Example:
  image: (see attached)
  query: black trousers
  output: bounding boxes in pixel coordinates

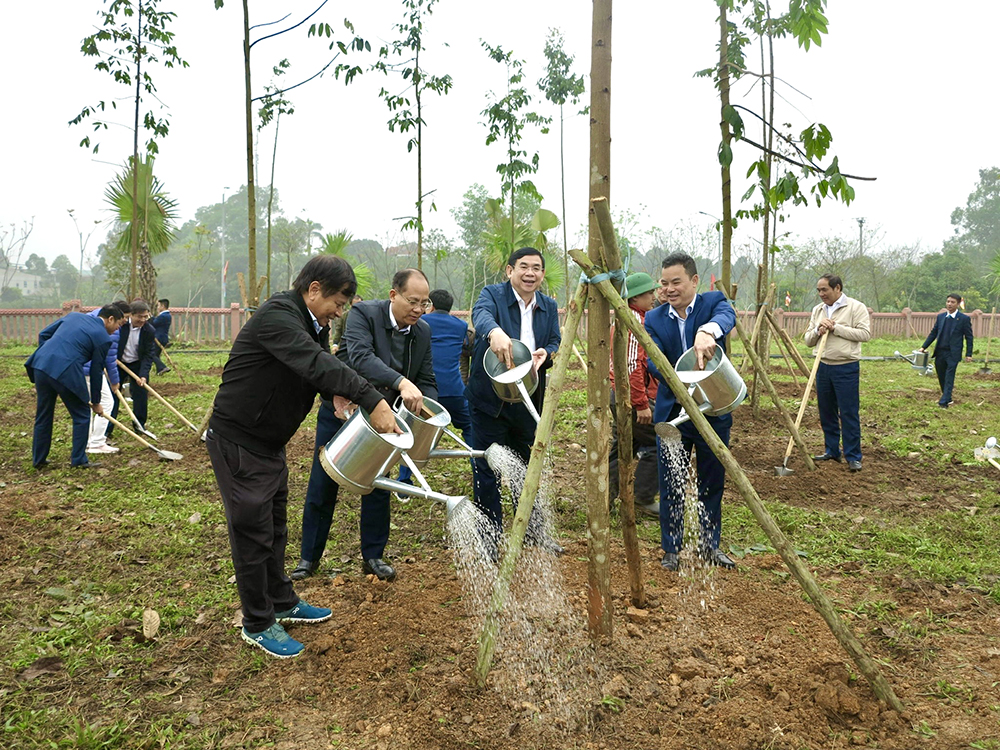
[206,429,298,632]
[608,403,659,506]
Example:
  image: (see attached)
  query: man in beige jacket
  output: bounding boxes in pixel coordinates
[804,274,871,472]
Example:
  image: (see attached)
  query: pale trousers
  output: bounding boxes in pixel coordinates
[87,375,114,449]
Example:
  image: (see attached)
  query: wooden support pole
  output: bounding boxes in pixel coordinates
[571,249,904,713]
[765,308,810,378]
[714,283,816,472]
[474,282,589,687]
[593,198,644,608]
[116,359,199,433]
[740,303,768,376]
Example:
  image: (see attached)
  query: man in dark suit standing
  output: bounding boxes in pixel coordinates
[151,298,172,375]
[25,306,124,469]
[207,255,394,659]
[108,300,157,437]
[919,293,974,408]
[645,252,737,572]
[292,268,437,583]
[466,247,562,552]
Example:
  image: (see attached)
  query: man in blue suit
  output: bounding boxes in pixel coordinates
[919,293,974,408]
[151,298,172,375]
[466,247,562,553]
[645,252,737,571]
[25,306,124,469]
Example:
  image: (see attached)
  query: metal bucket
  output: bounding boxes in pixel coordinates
[396,396,452,469]
[319,408,414,494]
[674,346,747,417]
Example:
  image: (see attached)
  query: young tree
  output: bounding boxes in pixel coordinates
[481,42,550,248]
[538,27,586,306]
[0,220,35,298]
[374,0,453,270]
[71,0,187,300]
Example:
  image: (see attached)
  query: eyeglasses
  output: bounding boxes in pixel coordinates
[404,297,432,311]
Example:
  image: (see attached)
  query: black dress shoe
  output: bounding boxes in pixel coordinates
[290,559,319,581]
[812,453,842,462]
[527,536,565,555]
[33,460,50,470]
[848,460,862,472]
[702,548,737,569]
[73,461,101,469]
[362,558,397,581]
[661,553,679,571]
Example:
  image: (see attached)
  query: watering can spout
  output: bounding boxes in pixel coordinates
[484,443,506,473]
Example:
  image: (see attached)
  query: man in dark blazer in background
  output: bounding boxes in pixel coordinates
[151,298,172,375]
[919,293,974,408]
[645,252,737,572]
[25,306,124,468]
[292,268,437,583]
[108,300,157,437]
[466,247,561,554]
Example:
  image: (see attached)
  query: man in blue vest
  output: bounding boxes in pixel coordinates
[25,306,125,469]
[466,247,562,554]
[919,293,974,408]
[645,252,737,572]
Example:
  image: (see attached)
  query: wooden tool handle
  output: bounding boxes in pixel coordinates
[105,413,154,450]
[782,332,828,461]
[117,359,199,432]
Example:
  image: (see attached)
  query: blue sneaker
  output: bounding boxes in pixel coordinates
[240,623,303,659]
[274,600,332,624]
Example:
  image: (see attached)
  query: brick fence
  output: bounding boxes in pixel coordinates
[0,301,995,346]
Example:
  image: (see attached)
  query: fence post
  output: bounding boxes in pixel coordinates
[230,303,241,345]
[971,309,983,338]
[902,308,913,338]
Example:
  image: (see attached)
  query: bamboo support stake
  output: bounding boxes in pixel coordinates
[117,360,200,433]
[572,343,588,372]
[155,339,186,384]
[740,303,768,376]
[594,198,644,608]
[762,311,800,388]
[714,283,816,472]
[474,282,589,687]
[765,309,810,378]
[571,249,904,712]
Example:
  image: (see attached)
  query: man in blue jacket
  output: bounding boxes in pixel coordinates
[919,293,974,408]
[466,247,561,553]
[25,306,124,469]
[293,268,437,584]
[645,252,737,571]
[151,298,172,375]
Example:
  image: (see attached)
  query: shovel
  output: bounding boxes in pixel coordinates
[775,332,827,476]
[104,414,183,461]
[117,360,200,433]
[980,307,995,375]
[109,376,158,441]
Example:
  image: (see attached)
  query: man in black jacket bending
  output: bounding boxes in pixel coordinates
[292,268,437,583]
[207,255,395,659]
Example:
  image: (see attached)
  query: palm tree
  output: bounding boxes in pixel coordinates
[317,230,375,300]
[482,199,565,297]
[104,156,178,303]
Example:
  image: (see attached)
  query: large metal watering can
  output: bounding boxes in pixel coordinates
[319,407,468,515]
[655,346,747,441]
[894,349,933,376]
[396,396,488,466]
[483,339,541,423]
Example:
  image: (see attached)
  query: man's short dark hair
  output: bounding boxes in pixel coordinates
[392,268,428,291]
[819,273,843,292]
[98,304,124,321]
[661,252,698,279]
[130,300,150,315]
[947,293,962,303]
[113,300,130,316]
[158,298,170,308]
[429,289,454,312]
[292,255,357,298]
[507,247,544,269]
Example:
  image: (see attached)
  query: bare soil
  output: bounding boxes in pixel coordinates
[3,367,1000,750]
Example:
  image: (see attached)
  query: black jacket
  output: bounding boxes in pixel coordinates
[210,291,384,454]
[922,310,974,363]
[338,300,437,405]
[116,320,157,379]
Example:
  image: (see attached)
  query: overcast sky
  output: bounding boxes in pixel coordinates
[3,1,998,274]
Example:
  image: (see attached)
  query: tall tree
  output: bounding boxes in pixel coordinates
[950,167,1000,270]
[374,0,453,270]
[538,28,586,306]
[72,0,187,300]
[481,42,550,248]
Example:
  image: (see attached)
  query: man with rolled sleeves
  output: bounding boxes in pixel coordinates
[207,255,395,659]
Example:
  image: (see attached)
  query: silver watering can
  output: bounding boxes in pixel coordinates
[894,349,933,376]
[483,339,541,423]
[319,407,469,515]
[655,346,747,441]
[396,395,489,465]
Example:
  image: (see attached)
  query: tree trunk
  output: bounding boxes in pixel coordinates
[416,47,423,271]
[266,110,280,300]
[560,103,570,307]
[586,0,613,638]
[719,3,733,295]
[130,0,144,301]
[242,0,258,307]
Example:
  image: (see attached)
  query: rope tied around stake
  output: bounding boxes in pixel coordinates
[579,268,626,287]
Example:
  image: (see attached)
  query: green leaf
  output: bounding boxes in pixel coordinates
[530,208,560,233]
[718,141,733,168]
